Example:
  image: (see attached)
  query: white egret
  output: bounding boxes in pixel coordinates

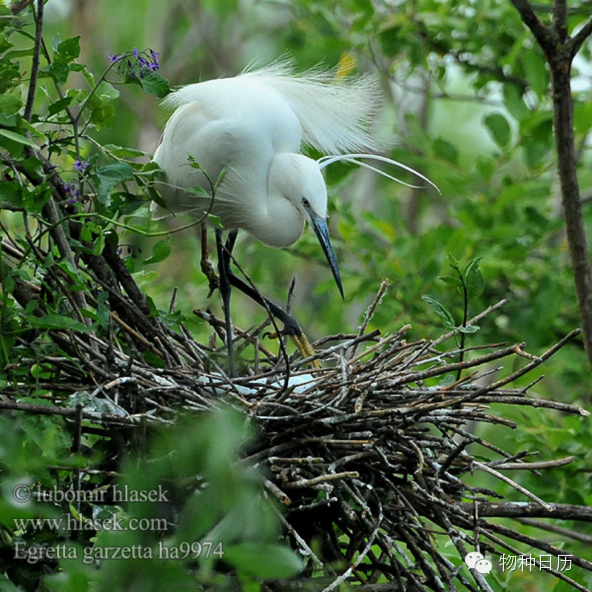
[153,61,436,372]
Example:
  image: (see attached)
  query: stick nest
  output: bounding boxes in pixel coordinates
[2,228,592,591]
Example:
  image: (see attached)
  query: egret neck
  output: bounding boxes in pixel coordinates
[263,153,343,297]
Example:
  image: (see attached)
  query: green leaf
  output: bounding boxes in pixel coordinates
[432,137,458,165]
[573,100,592,135]
[523,140,549,170]
[421,295,455,328]
[521,49,548,98]
[51,33,63,53]
[90,104,116,128]
[0,181,22,207]
[439,275,463,290]
[0,128,36,147]
[483,113,512,148]
[0,572,22,591]
[42,60,71,85]
[96,291,110,324]
[22,182,52,215]
[94,161,135,205]
[142,351,167,369]
[503,84,530,121]
[144,240,171,265]
[378,24,404,57]
[48,96,73,116]
[475,155,496,181]
[0,94,22,117]
[465,258,484,299]
[223,543,302,579]
[48,64,69,89]
[29,315,90,332]
[94,80,120,103]
[208,214,223,229]
[92,233,106,256]
[20,119,46,143]
[137,72,172,98]
[54,36,81,63]
[446,253,461,273]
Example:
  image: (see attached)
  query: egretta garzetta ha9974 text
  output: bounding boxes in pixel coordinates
[153,61,437,374]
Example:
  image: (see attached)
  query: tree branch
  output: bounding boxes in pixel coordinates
[8,0,35,15]
[511,0,592,376]
[549,52,592,375]
[509,0,555,58]
[552,0,568,42]
[23,0,43,123]
[571,17,592,58]
[461,502,592,522]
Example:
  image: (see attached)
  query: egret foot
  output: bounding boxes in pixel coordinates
[266,327,321,368]
[290,333,322,369]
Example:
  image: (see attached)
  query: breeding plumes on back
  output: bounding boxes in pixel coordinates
[158,61,384,156]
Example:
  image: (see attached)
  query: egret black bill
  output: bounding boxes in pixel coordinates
[307,211,344,299]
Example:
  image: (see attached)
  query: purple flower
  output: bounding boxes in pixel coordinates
[64,182,79,204]
[149,50,160,70]
[110,47,161,80]
[74,159,89,172]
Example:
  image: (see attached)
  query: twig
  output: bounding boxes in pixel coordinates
[23,0,43,123]
[349,279,390,359]
[515,518,592,543]
[491,456,574,470]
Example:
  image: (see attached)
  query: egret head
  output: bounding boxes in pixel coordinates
[269,154,343,298]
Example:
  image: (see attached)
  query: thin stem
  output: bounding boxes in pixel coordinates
[456,275,468,382]
[23,0,43,123]
[0,248,12,367]
[571,17,592,57]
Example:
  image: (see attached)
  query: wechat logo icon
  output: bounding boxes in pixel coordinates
[464,551,492,575]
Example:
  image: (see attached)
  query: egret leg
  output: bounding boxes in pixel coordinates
[220,231,320,368]
[215,228,237,377]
